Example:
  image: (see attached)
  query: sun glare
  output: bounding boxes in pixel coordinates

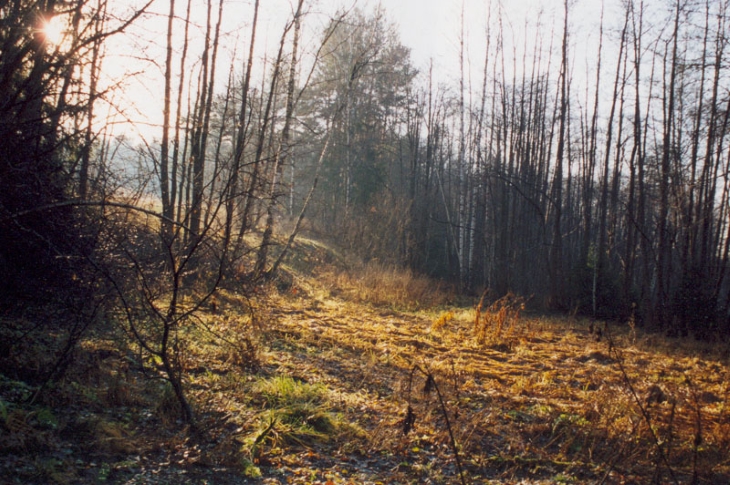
[41,16,65,46]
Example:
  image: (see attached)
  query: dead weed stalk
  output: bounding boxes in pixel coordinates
[474,291,526,345]
[402,364,467,485]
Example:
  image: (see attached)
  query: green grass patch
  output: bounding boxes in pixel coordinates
[244,376,344,459]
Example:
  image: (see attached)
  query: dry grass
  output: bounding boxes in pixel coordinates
[2,241,729,484]
[328,263,456,309]
[257,254,730,483]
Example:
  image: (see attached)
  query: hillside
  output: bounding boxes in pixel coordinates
[1,238,729,484]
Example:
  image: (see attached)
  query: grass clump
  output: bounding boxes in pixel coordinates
[244,376,345,462]
[431,310,454,333]
[254,376,329,408]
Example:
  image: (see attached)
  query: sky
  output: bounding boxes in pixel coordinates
[94,0,611,143]
[321,0,608,83]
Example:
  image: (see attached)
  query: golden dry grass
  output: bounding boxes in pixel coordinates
[2,240,729,484]
[248,257,730,484]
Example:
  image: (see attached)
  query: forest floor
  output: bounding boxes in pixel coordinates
[1,238,730,484]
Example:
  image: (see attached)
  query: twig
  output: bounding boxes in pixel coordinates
[596,414,643,485]
[405,364,468,485]
[684,375,703,485]
[605,328,680,485]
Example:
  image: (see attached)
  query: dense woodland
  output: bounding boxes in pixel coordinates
[2,0,730,432]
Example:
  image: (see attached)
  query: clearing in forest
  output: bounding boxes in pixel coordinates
[1,239,729,484]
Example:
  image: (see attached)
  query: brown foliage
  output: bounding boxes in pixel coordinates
[474,290,526,344]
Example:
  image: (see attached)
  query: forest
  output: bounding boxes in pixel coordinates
[1,0,730,483]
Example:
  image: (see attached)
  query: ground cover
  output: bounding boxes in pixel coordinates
[1,239,729,484]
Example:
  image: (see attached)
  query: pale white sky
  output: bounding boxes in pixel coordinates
[96,0,613,142]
